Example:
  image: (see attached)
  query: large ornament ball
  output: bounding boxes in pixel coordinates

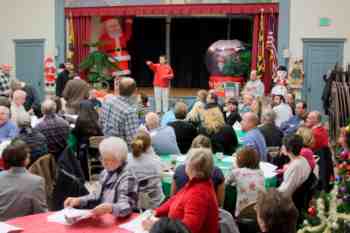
[340,186,347,193]
[206,40,246,76]
[308,207,317,217]
[343,195,350,203]
[332,222,339,230]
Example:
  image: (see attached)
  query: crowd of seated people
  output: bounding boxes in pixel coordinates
[0,65,337,233]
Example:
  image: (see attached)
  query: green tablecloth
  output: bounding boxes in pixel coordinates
[160,153,277,213]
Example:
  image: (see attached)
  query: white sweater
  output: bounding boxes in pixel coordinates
[278,156,311,197]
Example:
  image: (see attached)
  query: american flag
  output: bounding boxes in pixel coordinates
[266,14,278,79]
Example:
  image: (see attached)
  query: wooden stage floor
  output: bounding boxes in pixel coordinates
[137,87,199,97]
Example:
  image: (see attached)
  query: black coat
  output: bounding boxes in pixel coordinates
[225,111,242,126]
[199,124,239,155]
[23,84,39,112]
[52,146,88,210]
[168,120,198,154]
[56,70,70,97]
[258,123,283,147]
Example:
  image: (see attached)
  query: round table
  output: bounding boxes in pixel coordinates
[6,212,137,233]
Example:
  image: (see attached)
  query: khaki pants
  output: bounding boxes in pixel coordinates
[154,86,169,113]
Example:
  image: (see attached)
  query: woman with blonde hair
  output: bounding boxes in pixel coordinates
[199,107,238,155]
[128,131,164,209]
[186,101,204,128]
[296,127,316,170]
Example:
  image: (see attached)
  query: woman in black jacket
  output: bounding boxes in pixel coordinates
[72,100,103,180]
[199,105,238,155]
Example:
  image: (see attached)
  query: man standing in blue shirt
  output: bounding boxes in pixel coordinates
[241,112,268,161]
[280,101,307,136]
[0,106,18,143]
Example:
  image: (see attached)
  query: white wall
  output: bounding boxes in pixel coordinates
[289,0,350,65]
[0,0,56,74]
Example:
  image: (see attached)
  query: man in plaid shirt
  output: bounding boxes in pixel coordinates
[34,99,70,158]
[0,64,12,97]
[100,77,139,146]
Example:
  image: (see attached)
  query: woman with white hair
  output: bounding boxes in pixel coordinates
[11,90,29,124]
[143,148,219,233]
[64,137,138,218]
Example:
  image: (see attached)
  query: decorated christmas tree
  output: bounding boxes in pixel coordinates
[298,151,350,233]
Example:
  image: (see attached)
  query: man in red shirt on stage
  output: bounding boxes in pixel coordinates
[98,16,133,77]
[146,55,174,114]
[305,111,329,151]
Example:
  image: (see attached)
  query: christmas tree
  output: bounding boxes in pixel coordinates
[298,151,350,233]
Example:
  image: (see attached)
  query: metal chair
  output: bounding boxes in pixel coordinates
[87,136,105,180]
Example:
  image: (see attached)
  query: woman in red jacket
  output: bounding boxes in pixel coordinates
[146,55,174,114]
[143,148,219,233]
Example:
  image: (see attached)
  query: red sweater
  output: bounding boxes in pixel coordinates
[148,63,174,88]
[155,178,219,233]
[311,125,329,151]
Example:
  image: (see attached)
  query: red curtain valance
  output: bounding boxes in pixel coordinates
[65,3,278,17]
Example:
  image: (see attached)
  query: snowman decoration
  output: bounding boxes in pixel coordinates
[271,66,288,98]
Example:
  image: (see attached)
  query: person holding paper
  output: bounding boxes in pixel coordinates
[64,137,138,218]
[0,139,47,221]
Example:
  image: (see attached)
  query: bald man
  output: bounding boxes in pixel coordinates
[241,112,268,161]
[306,111,329,151]
[145,112,180,155]
[100,77,139,146]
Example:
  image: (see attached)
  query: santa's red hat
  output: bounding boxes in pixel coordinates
[100,16,116,23]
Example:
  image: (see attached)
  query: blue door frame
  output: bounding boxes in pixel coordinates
[14,39,46,100]
[303,38,346,112]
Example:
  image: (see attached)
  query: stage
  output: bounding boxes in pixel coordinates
[137,87,198,110]
[137,87,199,97]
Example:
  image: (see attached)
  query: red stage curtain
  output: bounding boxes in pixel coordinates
[71,16,92,76]
[65,3,278,16]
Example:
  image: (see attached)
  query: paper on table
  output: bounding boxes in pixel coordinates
[259,162,278,178]
[222,156,234,163]
[0,222,23,233]
[176,155,186,163]
[118,215,148,233]
[47,208,93,225]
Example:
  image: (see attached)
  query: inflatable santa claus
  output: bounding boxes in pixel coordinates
[44,57,56,88]
[98,16,133,77]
